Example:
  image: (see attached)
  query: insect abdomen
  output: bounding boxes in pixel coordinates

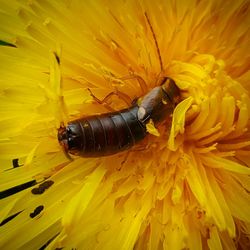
[65,106,147,157]
[58,77,181,158]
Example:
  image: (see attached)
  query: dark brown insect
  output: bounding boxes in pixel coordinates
[58,77,180,157]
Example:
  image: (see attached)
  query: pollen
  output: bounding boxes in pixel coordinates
[162,98,168,104]
[146,119,160,137]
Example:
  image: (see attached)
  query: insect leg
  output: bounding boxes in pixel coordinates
[87,88,132,111]
[102,90,132,106]
[119,74,147,94]
[87,88,115,111]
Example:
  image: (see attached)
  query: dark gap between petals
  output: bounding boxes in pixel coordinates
[12,158,21,168]
[31,180,54,195]
[0,210,23,226]
[0,180,37,199]
[29,205,44,218]
[39,232,60,250]
[0,40,17,47]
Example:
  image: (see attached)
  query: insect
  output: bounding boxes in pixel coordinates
[58,77,180,157]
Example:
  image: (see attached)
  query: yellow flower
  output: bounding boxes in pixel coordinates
[0,0,250,249]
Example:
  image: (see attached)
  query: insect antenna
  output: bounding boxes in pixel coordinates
[144,12,163,72]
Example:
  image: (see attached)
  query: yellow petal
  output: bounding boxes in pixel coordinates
[146,119,160,137]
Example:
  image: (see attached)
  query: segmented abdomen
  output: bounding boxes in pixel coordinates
[67,106,146,157]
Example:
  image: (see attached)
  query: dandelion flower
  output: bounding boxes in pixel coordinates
[1,0,250,249]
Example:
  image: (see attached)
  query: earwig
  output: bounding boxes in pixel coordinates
[58,77,180,157]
